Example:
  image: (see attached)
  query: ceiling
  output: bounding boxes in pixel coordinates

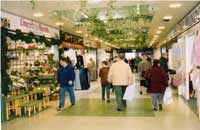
[1,0,199,48]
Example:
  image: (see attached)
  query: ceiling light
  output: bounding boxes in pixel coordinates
[158,26,165,30]
[156,31,162,34]
[76,30,83,34]
[153,35,158,38]
[87,0,102,4]
[163,16,173,20]
[33,12,44,17]
[169,3,182,8]
[55,22,64,26]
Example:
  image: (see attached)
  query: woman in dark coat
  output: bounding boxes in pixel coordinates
[145,59,168,111]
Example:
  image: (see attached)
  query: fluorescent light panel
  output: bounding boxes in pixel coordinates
[169,3,182,8]
[33,12,44,17]
[163,16,173,20]
[158,26,165,30]
[55,22,64,26]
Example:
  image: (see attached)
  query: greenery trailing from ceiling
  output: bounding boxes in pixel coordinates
[50,2,154,49]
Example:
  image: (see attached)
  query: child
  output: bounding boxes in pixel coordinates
[99,61,110,102]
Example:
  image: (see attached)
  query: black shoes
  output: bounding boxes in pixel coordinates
[153,104,163,111]
[117,108,123,111]
[153,108,157,111]
[140,91,143,95]
[107,100,110,103]
[159,104,163,111]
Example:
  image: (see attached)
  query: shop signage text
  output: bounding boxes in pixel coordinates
[20,19,49,33]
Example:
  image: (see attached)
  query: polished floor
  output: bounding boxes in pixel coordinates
[2,74,200,130]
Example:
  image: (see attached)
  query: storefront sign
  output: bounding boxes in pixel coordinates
[62,42,84,49]
[1,11,59,38]
[20,19,49,33]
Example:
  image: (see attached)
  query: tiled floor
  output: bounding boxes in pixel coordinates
[2,74,200,130]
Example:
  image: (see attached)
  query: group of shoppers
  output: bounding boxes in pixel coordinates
[99,53,169,111]
[56,52,169,112]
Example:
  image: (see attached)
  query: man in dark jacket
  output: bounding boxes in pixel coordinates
[57,57,75,110]
[160,53,169,73]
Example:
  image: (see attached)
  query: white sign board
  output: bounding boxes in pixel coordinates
[1,11,59,38]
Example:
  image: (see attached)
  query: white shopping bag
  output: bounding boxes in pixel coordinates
[123,84,137,101]
[163,87,173,105]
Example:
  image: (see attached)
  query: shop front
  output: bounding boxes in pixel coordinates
[1,11,60,121]
[169,22,200,119]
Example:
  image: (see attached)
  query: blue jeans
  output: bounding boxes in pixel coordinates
[59,86,75,108]
[151,93,163,109]
[114,85,127,110]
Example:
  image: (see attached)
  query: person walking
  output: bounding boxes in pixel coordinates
[138,54,152,94]
[57,57,76,110]
[87,58,96,81]
[99,61,110,102]
[108,53,133,111]
[145,59,168,111]
[160,53,169,73]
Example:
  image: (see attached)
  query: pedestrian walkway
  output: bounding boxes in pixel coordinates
[2,74,200,130]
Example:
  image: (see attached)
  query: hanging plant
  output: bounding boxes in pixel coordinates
[12,29,24,41]
[23,32,35,43]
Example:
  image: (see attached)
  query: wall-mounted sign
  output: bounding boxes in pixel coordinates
[62,42,84,49]
[1,11,59,38]
[62,32,83,45]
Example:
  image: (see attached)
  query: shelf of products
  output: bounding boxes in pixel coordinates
[5,36,59,100]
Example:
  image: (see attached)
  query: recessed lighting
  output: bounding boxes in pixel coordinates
[55,22,64,26]
[163,16,173,20]
[169,3,182,8]
[33,12,44,17]
[76,30,83,34]
[156,31,162,34]
[158,26,165,30]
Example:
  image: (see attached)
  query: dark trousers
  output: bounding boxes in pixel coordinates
[101,83,110,100]
[114,85,127,109]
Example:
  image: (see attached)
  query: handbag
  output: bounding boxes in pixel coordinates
[143,71,151,88]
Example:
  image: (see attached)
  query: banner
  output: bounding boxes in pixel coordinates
[1,11,59,38]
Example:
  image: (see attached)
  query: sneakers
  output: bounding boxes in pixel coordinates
[56,107,64,111]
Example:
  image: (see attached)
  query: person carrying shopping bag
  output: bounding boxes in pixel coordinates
[138,54,152,95]
[145,59,168,111]
[108,53,133,111]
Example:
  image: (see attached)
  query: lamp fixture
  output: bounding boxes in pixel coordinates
[33,12,44,17]
[158,26,165,30]
[169,3,182,8]
[55,22,64,26]
[76,30,83,34]
[156,31,162,34]
[163,16,173,20]
[153,35,158,38]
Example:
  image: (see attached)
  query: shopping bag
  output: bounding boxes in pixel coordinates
[163,87,173,105]
[123,84,138,101]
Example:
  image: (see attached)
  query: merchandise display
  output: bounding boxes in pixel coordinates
[1,28,60,120]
